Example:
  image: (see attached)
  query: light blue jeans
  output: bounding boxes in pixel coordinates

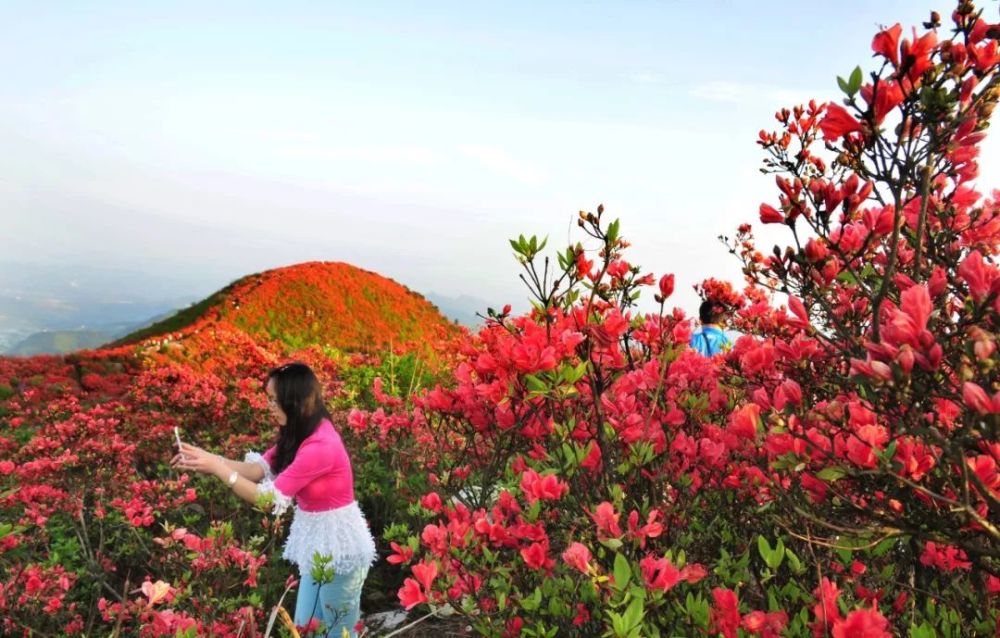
[294,565,369,637]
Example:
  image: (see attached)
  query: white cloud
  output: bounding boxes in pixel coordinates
[455,145,549,185]
[274,145,443,166]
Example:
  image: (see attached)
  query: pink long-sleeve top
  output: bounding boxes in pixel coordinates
[260,419,355,512]
[247,419,377,574]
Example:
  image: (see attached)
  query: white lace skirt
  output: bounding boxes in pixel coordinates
[283,501,378,575]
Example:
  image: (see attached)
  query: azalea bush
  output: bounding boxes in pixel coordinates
[727,1,1000,628]
[367,3,1000,636]
[363,211,802,637]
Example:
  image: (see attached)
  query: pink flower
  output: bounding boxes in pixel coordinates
[589,502,622,539]
[639,555,681,591]
[561,542,592,574]
[420,492,443,513]
[141,580,172,607]
[386,541,414,565]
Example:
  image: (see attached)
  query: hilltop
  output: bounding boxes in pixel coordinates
[113,261,461,356]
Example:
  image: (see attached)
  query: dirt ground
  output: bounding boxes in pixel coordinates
[367,615,472,637]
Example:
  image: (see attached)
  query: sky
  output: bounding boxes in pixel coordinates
[2,1,998,316]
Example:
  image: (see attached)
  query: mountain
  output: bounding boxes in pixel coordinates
[113,261,461,355]
[6,330,113,356]
[0,261,202,353]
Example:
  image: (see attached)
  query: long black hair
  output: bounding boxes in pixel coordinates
[266,362,332,474]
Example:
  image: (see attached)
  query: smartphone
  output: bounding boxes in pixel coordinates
[174,426,183,450]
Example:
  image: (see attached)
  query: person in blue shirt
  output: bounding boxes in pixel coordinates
[690,300,733,356]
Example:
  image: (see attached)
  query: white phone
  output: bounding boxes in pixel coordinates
[174,426,183,450]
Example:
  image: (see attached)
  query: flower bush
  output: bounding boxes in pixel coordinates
[364,4,1000,635]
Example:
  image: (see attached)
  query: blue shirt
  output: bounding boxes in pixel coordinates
[689,325,732,356]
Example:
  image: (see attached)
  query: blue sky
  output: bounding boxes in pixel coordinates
[2,1,997,314]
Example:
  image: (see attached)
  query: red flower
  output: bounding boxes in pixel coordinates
[742,610,788,637]
[710,587,741,638]
[871,23,902,66]
[845,424,889,469]
[812,577,843,627]
[680,563,708,584]
[759,203,785,224]
[804,238,829,262]
[820,104,862,140]
[386,542,414,565]
[520,541,553,571]
[860,79,905,125]
[920,542,973,572]
[398,578,427,610]
[958,250,994,301]
[962,382,994,415]
[728,404,761,439]
[412,559,438,592]
[900,29,938,83]
[742,611,767,633]
[580,442,603,471]
[658,274,675,300]
[831,606,891,638]
[519,469,569,503]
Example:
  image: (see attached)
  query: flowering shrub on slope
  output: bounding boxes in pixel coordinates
[367,4,1000,636]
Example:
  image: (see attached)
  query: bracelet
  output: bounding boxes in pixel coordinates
[227,470,239,488]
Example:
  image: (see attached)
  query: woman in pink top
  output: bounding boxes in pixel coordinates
[172,363,376,637]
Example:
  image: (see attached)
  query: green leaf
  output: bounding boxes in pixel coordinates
[607,219,621,244]
[769,538,785,570]
[817,466,847,482]
[600,537,623,551]
[524,374,547,393]
[613,552,632,591]
[785,547,806,575]
[837,75,851,94]
[622,596,645,631]
[757,535,773,561]
[879,440,899,463]
[609,611,627,637]
[520,586,543,611]
[836,270,858,285]
[849,66,863,94]
[910,622,937,638]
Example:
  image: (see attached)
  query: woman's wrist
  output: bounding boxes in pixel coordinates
[213,457,229,480]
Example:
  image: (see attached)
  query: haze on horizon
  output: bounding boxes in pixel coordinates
[3,1,998,316]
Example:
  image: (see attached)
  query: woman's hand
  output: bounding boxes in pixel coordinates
[171,443,226,479]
